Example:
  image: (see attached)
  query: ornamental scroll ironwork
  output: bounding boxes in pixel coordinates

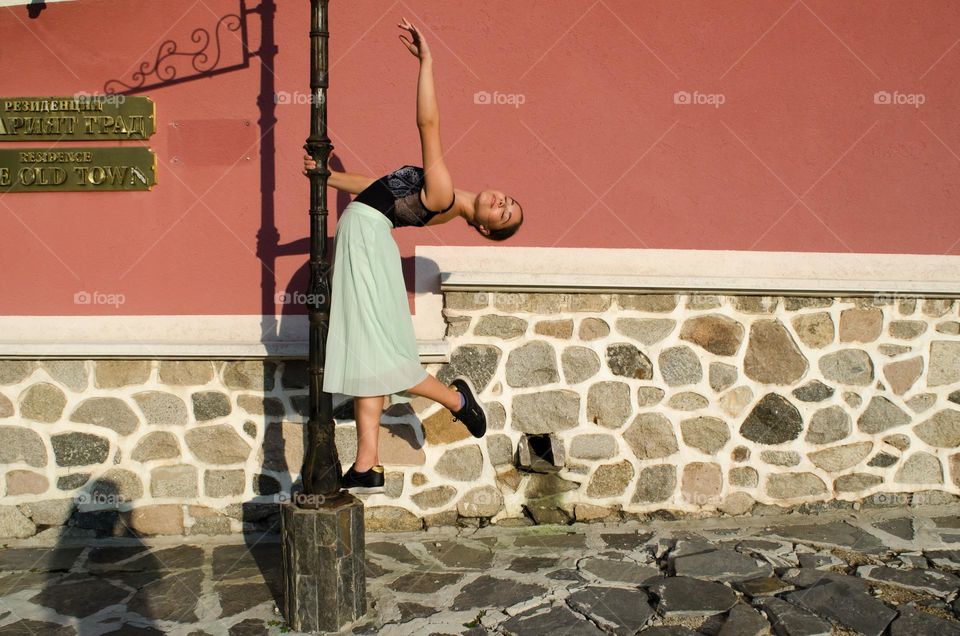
[103,13,244,95]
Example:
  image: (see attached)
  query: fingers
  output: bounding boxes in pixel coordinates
[398,35,416,55]
[397,17,425,57]
[397,17,418,36]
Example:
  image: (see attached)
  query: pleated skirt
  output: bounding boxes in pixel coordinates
[322,199,428,404]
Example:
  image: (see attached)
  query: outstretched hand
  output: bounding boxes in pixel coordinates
[398,17,431,61]
[302,153,333,175]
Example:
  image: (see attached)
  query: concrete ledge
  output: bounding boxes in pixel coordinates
[412,245,960,340]
[439,271,960,297]
[0,340,450,361]
[6,246,958,357]
[0,314,450,361]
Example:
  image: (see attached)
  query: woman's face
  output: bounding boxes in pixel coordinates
[476,189,521,233]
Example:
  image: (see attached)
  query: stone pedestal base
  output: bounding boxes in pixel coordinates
[280,494,366,633]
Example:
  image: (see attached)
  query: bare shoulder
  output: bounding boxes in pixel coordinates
[425,187,474,226]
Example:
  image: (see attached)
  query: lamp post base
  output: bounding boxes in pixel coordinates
[279,494,367,632]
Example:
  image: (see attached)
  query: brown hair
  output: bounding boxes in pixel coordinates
[474,200,523,241]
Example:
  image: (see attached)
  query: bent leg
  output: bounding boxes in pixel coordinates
[354,395,384,471]
[404,373,462,411]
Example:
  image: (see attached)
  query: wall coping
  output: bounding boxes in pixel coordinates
[3,246,957,358]
[439,270,960,296]
[0,314,450,361]
[412,245,960,341]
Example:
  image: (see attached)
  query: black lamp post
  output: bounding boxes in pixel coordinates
[280,2,366,631]
[299,0,342,503]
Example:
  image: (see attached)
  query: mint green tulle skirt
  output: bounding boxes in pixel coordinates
[322,199,427,404]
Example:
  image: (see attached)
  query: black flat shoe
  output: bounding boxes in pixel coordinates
[449,376,487,438]
[340,463,385,493]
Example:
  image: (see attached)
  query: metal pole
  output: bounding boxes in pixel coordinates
[299,0,342,503]
[281,5,366,629]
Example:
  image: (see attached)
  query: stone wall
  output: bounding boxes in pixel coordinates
[1,291,959,537]
[436,292,960,524]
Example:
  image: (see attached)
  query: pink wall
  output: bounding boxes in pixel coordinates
[1,0,959,316]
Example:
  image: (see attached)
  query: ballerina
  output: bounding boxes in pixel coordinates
[302,17,524,492]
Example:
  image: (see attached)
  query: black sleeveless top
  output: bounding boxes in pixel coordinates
[354,165,456,228]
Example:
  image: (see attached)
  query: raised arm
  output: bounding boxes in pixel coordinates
[399,18,455,212]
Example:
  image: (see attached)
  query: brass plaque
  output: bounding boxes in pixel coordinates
[0,147,157,192]
[0,96,156,141]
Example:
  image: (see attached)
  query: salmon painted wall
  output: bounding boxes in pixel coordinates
[1,0,959,317]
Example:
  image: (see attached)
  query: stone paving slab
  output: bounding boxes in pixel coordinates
[0,505,959,634]
[716,602,767,636]
[783,580,897,636]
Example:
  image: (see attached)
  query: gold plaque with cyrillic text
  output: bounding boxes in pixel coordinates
[0,96,155,141]
[0,147,157,192]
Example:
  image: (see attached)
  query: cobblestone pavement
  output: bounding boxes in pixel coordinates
[0,506,959,635]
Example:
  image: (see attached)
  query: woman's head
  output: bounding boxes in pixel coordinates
[470,189,523,241]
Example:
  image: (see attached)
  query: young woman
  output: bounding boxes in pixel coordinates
[302,17,524,493]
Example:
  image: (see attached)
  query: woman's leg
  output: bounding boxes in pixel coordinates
[353,394,384,471]
[351,376,461,472]
[404,373,462,411]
